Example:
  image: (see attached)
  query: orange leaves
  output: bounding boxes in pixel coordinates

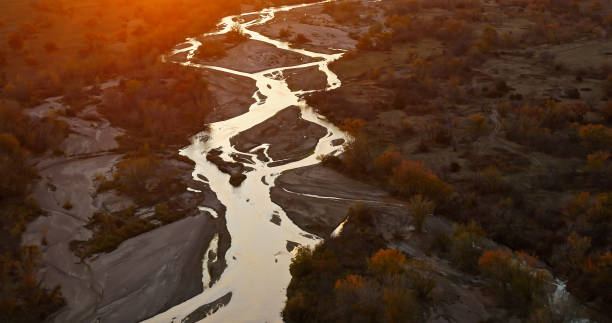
[389,160,453,200]
[339,118,366,136]
[367,249,407,277]
[577,251,612,304]
[373,148,403,174]
[478,250,512,272]
[334,274,365,291]
[578,124,612,150]
[478,249,551,310]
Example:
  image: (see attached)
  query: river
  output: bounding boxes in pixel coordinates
[144,1,349,322]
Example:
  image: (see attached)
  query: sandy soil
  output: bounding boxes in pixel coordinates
[284,65,328,92]
[250,4,357,53]
[270,164,408,237]
[193,38,319,73]
[230,106,327,162]
[202,69,258,123]
[22,97,227,322]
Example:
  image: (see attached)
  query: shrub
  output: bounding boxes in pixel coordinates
[578,124,612,150]
[478,250,551,312]
[406,194,435,232]
[62,200,73,210]
[367,249,407,278]
[279,27,292,39]
[70,208,156,258]
[450,221,486,272]
[576,251,612,305]
[292,33,310,44]
[388,160,453,200]
[194,40,227,59]
[226,23,249,42]
[373,148,403,175]
[382,286,417,322]
[404,259,436,299]
[586,151,610,171]
[478,166,506,193]
[341,135,373,174]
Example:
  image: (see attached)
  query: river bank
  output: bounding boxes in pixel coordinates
[21,94,231,322]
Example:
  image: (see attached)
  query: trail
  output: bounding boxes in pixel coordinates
[143,1,350,322]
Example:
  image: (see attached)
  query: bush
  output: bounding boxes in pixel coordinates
[194,40,227,59]
[408,269,435,301]
[62,200,73,210]
[450,221,486,272]
[578,124,612,150]
[292,33,310,44]
[70,208,157,258]
[279,27,292,39]
[389,160,453,201]
[367,249,407,278]
[226,23,249,42]
[406,194,435,232]
[478,250,551,312]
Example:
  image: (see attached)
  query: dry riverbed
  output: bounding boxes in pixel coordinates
[22,94,233,322]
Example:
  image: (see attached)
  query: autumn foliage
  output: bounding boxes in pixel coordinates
[389,160,453,200]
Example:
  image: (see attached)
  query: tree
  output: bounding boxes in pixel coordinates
[478,249,551,312]
[578,251,612,305]
[339,118,366,135]
[292,33,310,44]
[373,148,403,175]
[382,287,416,322]
[367,249,406,278]
[389,160,453,200]
[451,221,486,272]
[578,124,612,150]
[341,135,373,174]
[406,194,435,232]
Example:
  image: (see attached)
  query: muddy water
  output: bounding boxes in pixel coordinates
[144,2,349,322]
